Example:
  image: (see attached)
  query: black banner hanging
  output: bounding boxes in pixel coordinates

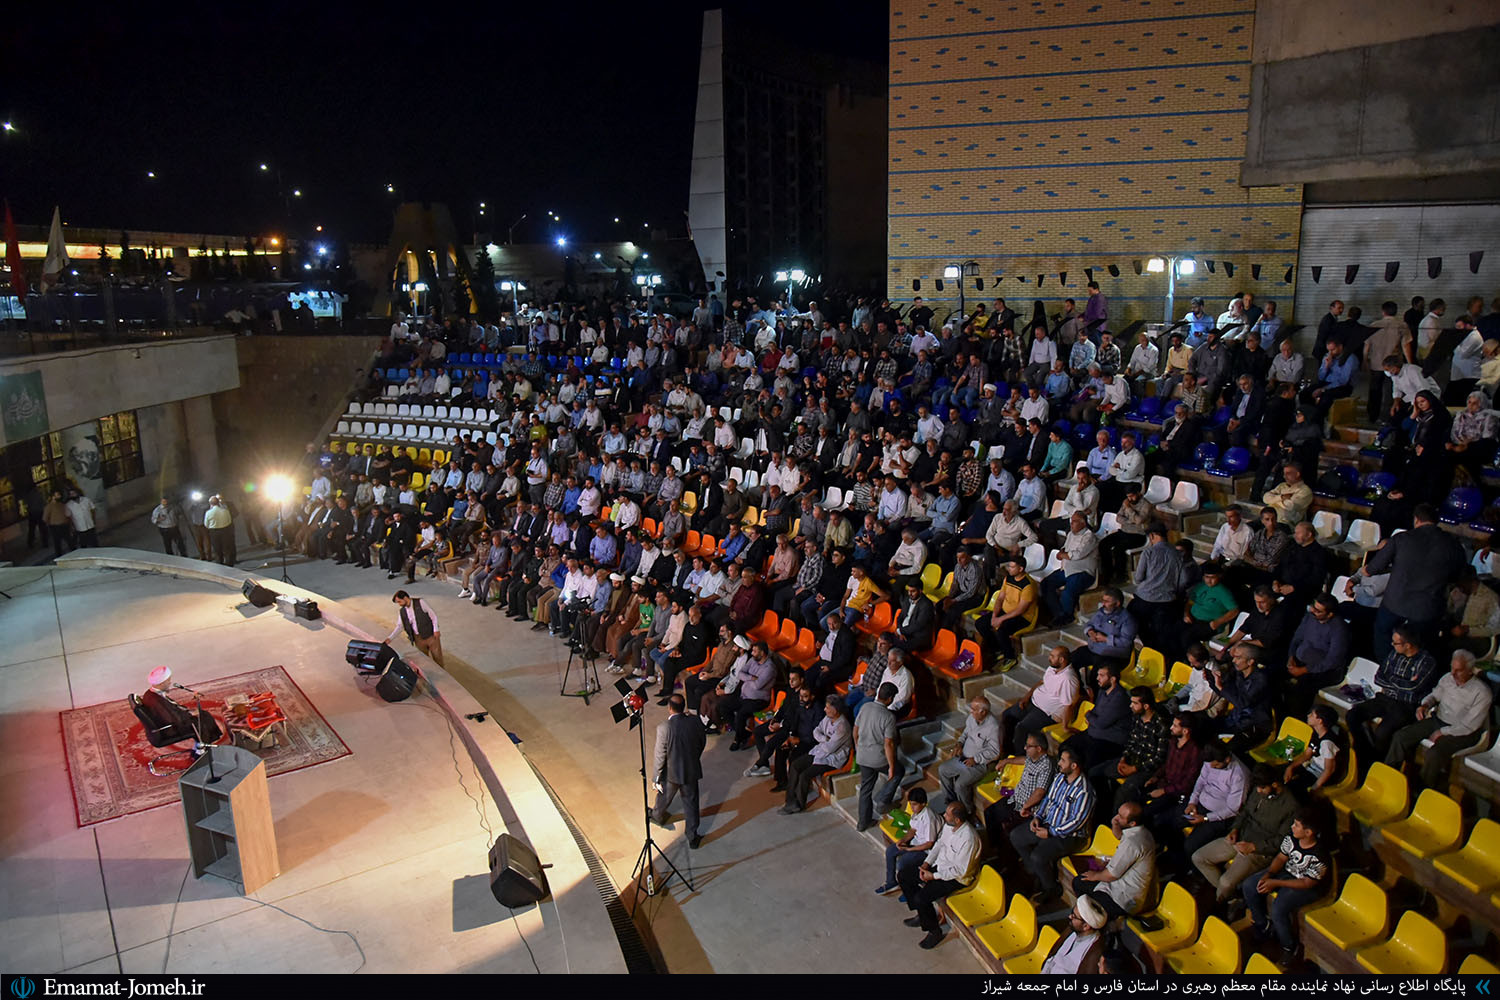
[1472,251,1485,274]
[1429,257,1442,279]
[1344,265,1359,284]
[1311,266,1322,283]
[1384,261,1399,282]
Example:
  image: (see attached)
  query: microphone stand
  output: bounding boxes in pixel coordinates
[173,683,220,784]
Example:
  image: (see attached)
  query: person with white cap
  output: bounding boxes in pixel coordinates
[1039,895,1109,973]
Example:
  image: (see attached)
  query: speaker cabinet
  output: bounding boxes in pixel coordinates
[375,658,419,702]
[241,579,277,607]
[488,834,549,907]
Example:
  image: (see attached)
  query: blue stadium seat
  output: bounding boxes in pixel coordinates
[1181,442,1217,472]
[1133,397,1163,422]
[1146,433,1162,451]
[1220,446,1251,475]
[1439,486,1482,525]
[1071,424,1095,450]
[994,381,1009,399]
[1210,405,1231,427]
[1053,418,1072,437]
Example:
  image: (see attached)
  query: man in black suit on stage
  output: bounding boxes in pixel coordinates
[651,694,708,849]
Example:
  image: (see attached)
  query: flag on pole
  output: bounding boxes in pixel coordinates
[3,201,24,302]
[40,206,68,293]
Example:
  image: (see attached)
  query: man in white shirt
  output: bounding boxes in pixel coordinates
[876,786,942,894]
[1071,801,1156,918]
[1268,337,1304,387]
[1040,512,1101,626]
[913,404,944,445]
[888,528,927,587]
[1103,431,1145,510]
[1417,299,1447,358]
[1385,648,1493,789]
[1448,316,1486,403]
[896,799,981,949]
[1020,385,1050,424]
[387,589,442,666]
[67,493,100,547]
[986,499,1039,557]
[309,472,331,503]
[1210,506,1253,563]
[1381,355,1439,419]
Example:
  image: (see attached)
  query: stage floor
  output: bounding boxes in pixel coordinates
[0,565,623,975]
[79,521,983,975]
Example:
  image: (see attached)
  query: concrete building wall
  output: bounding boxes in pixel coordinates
[825,82,890,286]
[214,335,382,481]
[0,336,239,449]
[887,0,1304,326]
[1243,1,1500,186]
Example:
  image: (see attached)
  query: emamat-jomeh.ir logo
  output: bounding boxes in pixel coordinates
[5,978,205,997]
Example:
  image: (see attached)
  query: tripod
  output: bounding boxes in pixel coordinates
[628,707,693,912]
[559,604,600,702]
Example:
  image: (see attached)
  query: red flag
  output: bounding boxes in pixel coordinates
[4,201,25,301]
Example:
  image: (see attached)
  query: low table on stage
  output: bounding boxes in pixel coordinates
[224,690,288,750]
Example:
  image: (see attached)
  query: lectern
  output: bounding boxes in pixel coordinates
[179,745,280,895]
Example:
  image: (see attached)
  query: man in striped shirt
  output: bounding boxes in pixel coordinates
[1007,746,1096,904]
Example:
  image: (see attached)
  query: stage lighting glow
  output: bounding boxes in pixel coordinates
[190,491,204,502]
[316,245,328,256]
[791,268,807,282]
[264,475,293,505]
[555,236,567,247]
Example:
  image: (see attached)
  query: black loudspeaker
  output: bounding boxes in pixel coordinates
[346,640,398,673]
[488,834,550,907]
[241,579,277,607]
[375,658,419,702]
[293,599,321,621]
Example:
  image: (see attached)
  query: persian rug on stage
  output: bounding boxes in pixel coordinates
[60,665,351,827]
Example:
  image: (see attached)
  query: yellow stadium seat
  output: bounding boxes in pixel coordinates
[1001,925,1060,974]
[680,491,698,516]
[1124,646,1165,689]
[929,571,954,602]
[879,806,908,844]
[1433,818,1500,893]
[1244,953,1282,974]
[1167,916,1241,975]
[976,762,1025,808]
[410,472,425,490]
[975,893,1038,960]
[1249,716,1314,765]
[1061,824,1120,879]
[1461,955,1500,974]
[919,563,942,597]
[1044,700,1092,746]
[965,590,1000,622]
[1155,660,1193,702]
[1329,762,1409,826]
[1303,873,1389,950]
[1126,882,1199,956]
[740,505,760,526]
[1380,789,1463,860]
[1354,912,1447,974]
[947,866,1007,930]
[1319,747,1359,797]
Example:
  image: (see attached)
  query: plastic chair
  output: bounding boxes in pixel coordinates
[1328,762,1409,826]
[946,866,1007,929]
[1320,657,1380,713]
[1182,441,1217,472]
[1379,789,1463,860]
[1432,818,1500,893]
[1342,518,1382,553]
[1144,475,1172,505]
[1001,925,1060,975]
[1354,912,1447,973]
[1043,700,1092,746]
[1159,480,1200,516]
[1060,824,1120,879]
[1167,916,1241,974]
[767,617,799,653]
[1461,955,1500,974]
[1127,882,1199,955]
[926,571,954,603]
[1154,660,1193,702]
[781,628,820,670]
[1023,542,1045,574]
[1303,873,1389,950]
[1249,716,1314,765]
[746,610,781,646]
[1244,953,1282,974]
[1097,511,1120,538]
[1440,486,1483,525]
[918,628,959,673]
[1218,446,1251,475]
[1312,510,1344,543]
[1123,646,1165,689]
[918,563,942,597]
[975,893,1038,960]
[855,601,895,638]
[966,590,1000,623]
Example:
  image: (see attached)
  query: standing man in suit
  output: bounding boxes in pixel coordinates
[651,694,708,849]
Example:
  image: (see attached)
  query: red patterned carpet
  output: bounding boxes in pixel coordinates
[60,666,351,826]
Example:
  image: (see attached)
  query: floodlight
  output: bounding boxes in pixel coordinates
[1146,257,1166,273]
[1176,259,1196,276]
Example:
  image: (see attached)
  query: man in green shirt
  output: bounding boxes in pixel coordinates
[1176,561,1240,663]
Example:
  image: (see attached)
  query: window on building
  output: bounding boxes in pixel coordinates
[98,411,144,488]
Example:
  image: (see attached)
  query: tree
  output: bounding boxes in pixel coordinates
[471,247,499,322]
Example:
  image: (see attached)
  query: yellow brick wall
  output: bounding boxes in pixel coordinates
[888,0,1305,326]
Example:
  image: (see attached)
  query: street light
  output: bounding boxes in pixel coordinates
[1149,256,1196,322]
[942,261,979,321]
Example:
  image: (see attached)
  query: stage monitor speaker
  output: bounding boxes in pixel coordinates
[241,579,277,607]
[375,658,419,702]
[293,599,321,621]
[346,639,397,673]
[488,834,550,907]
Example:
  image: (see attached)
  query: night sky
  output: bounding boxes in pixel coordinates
[1,4,887,246]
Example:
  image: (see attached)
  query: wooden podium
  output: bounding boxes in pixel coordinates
[179,746,280,895]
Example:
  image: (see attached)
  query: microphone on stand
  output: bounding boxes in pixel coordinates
[172,684,219,783]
